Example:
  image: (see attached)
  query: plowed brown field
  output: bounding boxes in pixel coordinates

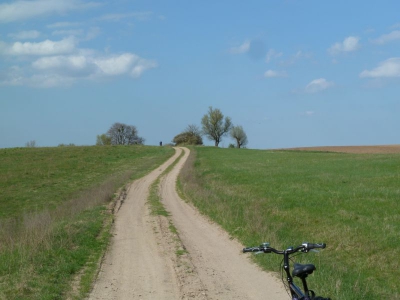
[284,145,400,154]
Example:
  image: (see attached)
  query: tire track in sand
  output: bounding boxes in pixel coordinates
[89,147,287,299]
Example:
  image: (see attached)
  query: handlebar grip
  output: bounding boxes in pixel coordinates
[243,247,260,253]
[308,243,326,249]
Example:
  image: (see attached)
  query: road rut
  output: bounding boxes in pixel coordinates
[89,147,287,299]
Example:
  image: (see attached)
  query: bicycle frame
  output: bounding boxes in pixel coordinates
[282,249,312,299]
[289,282,307,300]
[286,268,314,299]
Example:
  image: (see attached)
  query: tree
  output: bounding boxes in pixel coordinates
[230,125,248,148]
[201,107,232,147]
[96,134,111,146]
[105,123,144,145]
[173,124,203,146]
[25,140,36,148]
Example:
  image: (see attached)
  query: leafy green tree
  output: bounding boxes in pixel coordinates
[230,125,248,148]
[96,134,111,146]
[201,107,232,147]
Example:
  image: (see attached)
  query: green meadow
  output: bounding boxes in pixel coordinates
[178,147,400,299]
[0,145,174,299]
[1,145,399,299]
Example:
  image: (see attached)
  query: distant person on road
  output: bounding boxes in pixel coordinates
[160,141,162,146]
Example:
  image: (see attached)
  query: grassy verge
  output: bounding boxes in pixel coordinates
[0,206,111,300]
[178,147,400,300]
[0,145,174,299]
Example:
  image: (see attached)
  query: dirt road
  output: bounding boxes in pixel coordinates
[89,147,287,299]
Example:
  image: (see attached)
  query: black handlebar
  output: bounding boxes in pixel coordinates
[243,242,326,254]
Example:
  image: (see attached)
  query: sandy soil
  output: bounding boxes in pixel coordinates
[88,147,287,300]
[283,145,400,154]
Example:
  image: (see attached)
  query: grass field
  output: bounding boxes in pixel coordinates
[178,147,400,299]
[0,146,174,219]
[0,145,174,299]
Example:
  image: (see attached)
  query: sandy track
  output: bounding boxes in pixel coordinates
[89,147,287,300]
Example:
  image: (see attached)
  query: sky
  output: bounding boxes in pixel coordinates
[1,0,400,150]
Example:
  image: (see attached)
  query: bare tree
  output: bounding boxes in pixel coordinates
[185,124,202,137]
[25,140,36,148]
[106,123,144,145]
[201,107,232,147]
[230,125,248,148]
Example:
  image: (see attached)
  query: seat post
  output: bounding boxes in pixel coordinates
[301,277,309,294]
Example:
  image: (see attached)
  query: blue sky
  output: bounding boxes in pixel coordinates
[1,0,400,149]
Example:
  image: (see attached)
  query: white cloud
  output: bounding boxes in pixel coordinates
[0,41,7,53]
[8,30,41,40]
[360,58,400,78]
[265,49,283,63]
[328,36,360,55]
[30,74,76,88]
[0,0,99,23]
[52,29,84,37]
[298,111,315,117]
[264,69,287,78]
[0,13,159,88]
[32,53,157,77]
[98,12,153,22]
[305,78,334,93]
[47,21,82,28]
[0,66,24,86]
[94,53,157,77]
[371,30,400,45]
[130,60,158,78]
[229,40,250,54]
[2,52,158,87]
[51,27,100,40]
[364,28,375,34]
[2,37,76,56]
[280,50,312,66]
[32,55,90,72]
[391,23,400,29]
[86,27,101,40]
[94,54,140,76]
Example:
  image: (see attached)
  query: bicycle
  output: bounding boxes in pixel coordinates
[243,242,331,300]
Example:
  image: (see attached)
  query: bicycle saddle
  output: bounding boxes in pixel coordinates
[292,263,316,278]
